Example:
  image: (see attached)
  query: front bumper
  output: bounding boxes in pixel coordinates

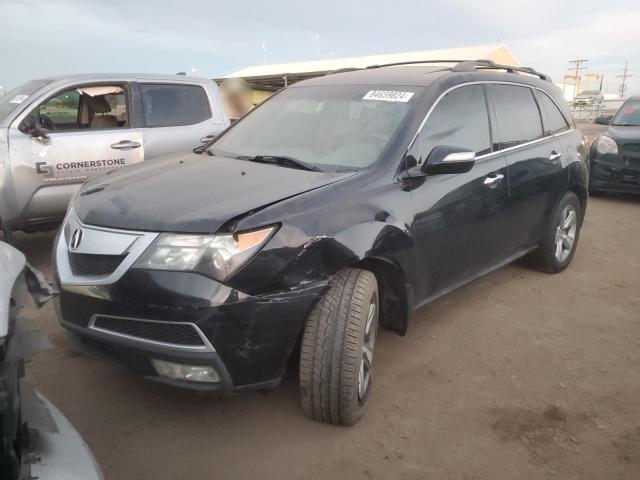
[55,268,327,393]
[590,153,640,193]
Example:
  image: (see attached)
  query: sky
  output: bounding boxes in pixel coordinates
[1,0,639,95]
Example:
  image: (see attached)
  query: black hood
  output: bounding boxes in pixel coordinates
[605,125,640,145]
[75,153,354,233]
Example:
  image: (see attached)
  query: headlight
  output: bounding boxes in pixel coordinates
[596,135,618,155]
[134,226,276,281]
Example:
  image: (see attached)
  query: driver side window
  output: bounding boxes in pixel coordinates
[34,85,128,131]
[38,90,80,130]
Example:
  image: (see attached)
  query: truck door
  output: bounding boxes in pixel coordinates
[136,82,227,158]
[6,83,145,222]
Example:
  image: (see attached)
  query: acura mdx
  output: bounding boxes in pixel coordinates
[53,60,589,425]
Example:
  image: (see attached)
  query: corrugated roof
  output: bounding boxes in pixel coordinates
[225,44,519,79]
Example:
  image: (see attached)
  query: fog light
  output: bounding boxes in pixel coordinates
[152,359,221,383]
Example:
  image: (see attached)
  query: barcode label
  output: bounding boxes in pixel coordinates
[363,90,414,103]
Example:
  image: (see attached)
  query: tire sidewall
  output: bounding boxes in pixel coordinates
[341,275,379,425]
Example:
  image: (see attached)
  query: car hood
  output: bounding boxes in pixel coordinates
[75,153,355,233]
[605,125,640,144]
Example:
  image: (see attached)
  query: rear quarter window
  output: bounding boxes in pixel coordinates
[140,84,211,127]
[534,90,570,135]
[487,84,543,150]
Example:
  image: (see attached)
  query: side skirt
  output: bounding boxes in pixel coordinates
[412,246,536,311]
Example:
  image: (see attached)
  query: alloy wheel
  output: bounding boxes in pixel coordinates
[554,205,578,263]
[358,294,378,402]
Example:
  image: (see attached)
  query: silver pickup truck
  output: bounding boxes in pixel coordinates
[0,74,230,240]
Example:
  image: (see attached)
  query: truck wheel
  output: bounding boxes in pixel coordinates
[299,268,379,426]
[527,191,582,273]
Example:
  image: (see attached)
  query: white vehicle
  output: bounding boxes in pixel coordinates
[0,74,230,240]
[0,241,103,479]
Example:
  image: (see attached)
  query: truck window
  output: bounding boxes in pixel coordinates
[140,84,211,127]
[39,90,80,129]
[36,85,128,131]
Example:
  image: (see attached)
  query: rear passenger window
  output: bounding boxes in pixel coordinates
[534,90,570,136]
[419,85,491,158]
[140,84,211,127]
[487,85,543,150]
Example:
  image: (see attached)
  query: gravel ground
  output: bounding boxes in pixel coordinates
[10,123,640,480]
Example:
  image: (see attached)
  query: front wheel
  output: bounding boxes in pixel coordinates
[299,268,379,426]
[527,191,583,273]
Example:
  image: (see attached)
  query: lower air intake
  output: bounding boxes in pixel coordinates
[91,316,207,348]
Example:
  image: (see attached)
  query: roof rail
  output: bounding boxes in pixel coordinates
[323,58,552,82]
[324,67,362,76]
[364,59,468,69]
[452,59,552,81]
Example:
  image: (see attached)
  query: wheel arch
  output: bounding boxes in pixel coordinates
[567,183,587,221]
[351,256,410,336]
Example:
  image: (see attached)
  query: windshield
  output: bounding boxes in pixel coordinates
[612,100,640,126]
[208,84,420,172]
[0,79,51,124]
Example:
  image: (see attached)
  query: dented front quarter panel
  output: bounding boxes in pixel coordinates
[229,168,415,297]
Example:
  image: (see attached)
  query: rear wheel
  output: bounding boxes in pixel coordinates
[299,268,379,426]
[527,191,582,273]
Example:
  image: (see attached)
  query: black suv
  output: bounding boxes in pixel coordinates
[53,60,588,425]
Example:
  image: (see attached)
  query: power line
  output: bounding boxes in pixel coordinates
[568,59,588,91]
[616,61,632,98]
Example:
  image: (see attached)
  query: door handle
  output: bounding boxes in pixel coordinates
[483,173,504,187]
[110,140,141,150]
[549,151,562,161]
[200,134,216,143]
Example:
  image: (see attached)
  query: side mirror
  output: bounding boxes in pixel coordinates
[20,115,50,143]
[595,115,612,126]
[30,126,50,144]
[421,145,476,175]
[199,134,217,144]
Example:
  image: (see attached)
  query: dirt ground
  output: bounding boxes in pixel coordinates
[10,124,640,480]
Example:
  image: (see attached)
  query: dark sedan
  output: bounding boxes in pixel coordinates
[591,96,640,194]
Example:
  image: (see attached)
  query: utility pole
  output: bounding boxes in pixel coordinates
[568,59,588,96]
[617,61,632,98]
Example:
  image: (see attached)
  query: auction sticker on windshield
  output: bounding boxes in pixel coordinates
[363,90,415,102]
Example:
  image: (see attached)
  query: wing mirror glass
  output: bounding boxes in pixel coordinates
[421,145,476,175]
[595,115,612,126]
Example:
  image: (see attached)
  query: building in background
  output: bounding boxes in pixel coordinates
[217,44,520,106]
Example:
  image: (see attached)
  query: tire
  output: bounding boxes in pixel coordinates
[527,191,582,273]
[299,268,379,426]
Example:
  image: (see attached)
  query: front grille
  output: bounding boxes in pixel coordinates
[68,252,126,277]
[626,158,640,170]
[91,316,206,347]
[622,143,640,154]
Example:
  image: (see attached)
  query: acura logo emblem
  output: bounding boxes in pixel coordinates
[69,228,84,251]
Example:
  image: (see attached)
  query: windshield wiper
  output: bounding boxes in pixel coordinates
[236,155,323,172]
